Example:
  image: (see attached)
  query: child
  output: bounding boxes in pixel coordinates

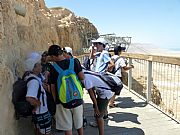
[82,70,114,135]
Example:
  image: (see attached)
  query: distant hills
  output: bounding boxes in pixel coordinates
[127,43,180,57]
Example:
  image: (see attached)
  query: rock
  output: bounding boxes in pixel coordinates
[0,0,98,134]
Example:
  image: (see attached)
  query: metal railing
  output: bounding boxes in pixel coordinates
[76,53,180,123]
[121,53,180,123]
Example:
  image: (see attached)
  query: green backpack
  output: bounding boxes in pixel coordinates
[52,58,83,109]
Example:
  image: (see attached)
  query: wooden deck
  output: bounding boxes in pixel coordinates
[53,87,180,135]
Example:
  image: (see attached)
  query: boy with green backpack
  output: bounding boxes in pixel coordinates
[48,45,85,135]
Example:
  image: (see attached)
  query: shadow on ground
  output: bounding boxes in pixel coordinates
[82,102,145,135]
[108,111,141,124]
[115,96,147,108]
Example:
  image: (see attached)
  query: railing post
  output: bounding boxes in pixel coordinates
[147,60,152,102]
[128,58,132,91]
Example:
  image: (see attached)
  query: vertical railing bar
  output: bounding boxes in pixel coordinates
[138,59,140,80]
[160,62,163,109]
[167,64,170,113]
[156,62,160,104]
[177,65,180,120]
[143,60,145,85]
[165,64,168,113]
[147,60,152,102]
[169,64,173,115]
[162,63,165,111]
[153,62,156,103]
[161,63,163,109]
[173,65,177,118]
[128,58,132,91]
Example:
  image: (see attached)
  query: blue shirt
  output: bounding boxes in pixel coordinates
[95,50,111,73]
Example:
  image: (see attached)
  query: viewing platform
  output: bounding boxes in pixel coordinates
[53,86,180,135]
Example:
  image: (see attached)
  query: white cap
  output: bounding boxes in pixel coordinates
[24,52,42,71]
[64,47,73,55]
[92,37,108,45]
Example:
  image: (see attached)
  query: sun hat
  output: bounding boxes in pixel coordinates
[92,37,108,45]
[24,52,42,71]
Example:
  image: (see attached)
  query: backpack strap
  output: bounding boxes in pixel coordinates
[113,66,121,74]
[113,56,120,64]
[84,71,111,90]
[68,58,74,71]
[26,77,43,105]
[52,62,63,73]
[90,59,95,66]
[113,56,121,74]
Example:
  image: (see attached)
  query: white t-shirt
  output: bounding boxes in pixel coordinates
[83,70,114,99]
[111,55,126,77]
[26,74,48,114]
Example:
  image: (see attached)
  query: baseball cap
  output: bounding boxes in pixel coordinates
[48,45,62,56]
[92,37,108,45]
[24,52,42,71]
[64,47,73,56]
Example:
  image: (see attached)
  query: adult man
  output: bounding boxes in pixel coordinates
[48,45,84,135]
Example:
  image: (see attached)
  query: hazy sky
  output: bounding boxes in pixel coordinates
[45,0,180,49]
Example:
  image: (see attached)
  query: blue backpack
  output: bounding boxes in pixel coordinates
[52,59,83,109]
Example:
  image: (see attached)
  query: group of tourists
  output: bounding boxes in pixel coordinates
[17,37,134,135]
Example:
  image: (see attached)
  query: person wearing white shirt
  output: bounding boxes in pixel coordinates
[25,52,51,135]
[82,70,113,135]
[109,46,134,108]
[90,37,114,73]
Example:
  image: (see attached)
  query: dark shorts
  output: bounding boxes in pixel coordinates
[96,97,109,118]
[114,76,123,95]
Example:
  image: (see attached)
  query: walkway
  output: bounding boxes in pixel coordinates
[53,87,180,135]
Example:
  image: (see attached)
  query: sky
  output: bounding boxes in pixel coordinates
[44,0,180,50]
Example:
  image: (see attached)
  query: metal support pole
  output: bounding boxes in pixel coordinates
[147,61,152,102]
[128,58,132,91]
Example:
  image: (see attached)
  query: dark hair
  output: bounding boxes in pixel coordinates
[48,45,63,56]
[42,51,48,57]
[114,46,122,55]
[93,42,106,48]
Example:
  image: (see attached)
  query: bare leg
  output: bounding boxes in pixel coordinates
[109,94,116,107]
[97,118,104,135]
[65,130,72,135]
[77,127,83,135]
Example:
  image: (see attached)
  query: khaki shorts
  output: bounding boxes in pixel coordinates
[56,104,83,130]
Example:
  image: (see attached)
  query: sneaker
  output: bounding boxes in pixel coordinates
[89,121,98,127]
[103,114,109,120]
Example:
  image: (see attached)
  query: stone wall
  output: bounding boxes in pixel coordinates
[0,0,98,134]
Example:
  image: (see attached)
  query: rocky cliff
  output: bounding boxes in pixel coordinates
[0,0,98,134]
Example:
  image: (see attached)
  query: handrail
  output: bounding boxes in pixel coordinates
[121,52,180,65]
